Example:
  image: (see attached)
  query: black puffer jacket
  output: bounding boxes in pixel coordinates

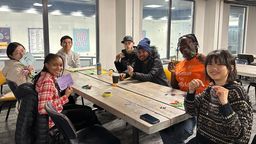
[128,47,169,86]
[114,47,137,73]
[15,83,49,144]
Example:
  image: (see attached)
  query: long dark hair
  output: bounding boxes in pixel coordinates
[205,50,237,83]
[33,53,64,86]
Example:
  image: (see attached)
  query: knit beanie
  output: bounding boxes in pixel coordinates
[137,38,151,53]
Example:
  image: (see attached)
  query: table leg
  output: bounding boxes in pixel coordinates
[132,127,139,144]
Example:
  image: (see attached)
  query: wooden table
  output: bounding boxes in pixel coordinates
[236,64,256,77]
[68,70,190,143]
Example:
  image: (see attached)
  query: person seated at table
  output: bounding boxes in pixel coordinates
[119,37,168,86]
[168,34,209,94]
[185,50,253,144]
[114,35,137,73]
[33,53,100,130]
[57,35,80,68]
[2,42,34,86]
[160,34,209,144]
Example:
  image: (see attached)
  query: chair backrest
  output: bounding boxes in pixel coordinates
[237,54,254,64]
[45,102,77,140]
[0,70,6,86]
[163,67,171,81]
[15,83,49,144]
[6,80,19,99]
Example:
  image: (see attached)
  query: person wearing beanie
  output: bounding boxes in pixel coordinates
[114,35,137,73]
[120,38,168,86]
[160,34,209,144]
[57,35,80,68]
[2,42,34,86]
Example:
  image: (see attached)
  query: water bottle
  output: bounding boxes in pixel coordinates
[96,63,102,75]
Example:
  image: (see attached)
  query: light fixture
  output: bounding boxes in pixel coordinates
[50,10,62,15]
[33,3,52,7]
[24,8,38,14]
[144,5,163,8]
[0,5,11,12]
[71,11,84,16]
[144,16,153,20]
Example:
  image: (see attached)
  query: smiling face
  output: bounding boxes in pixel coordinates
[206,59,229,85]
[178,37,197,60]
[45,57,64,77]
[123,41,134,54]
[11,45,25,61]
[61,38,73,53]
[137,49,149,61]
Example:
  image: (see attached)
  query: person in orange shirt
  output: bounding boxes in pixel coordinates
[160,34,209,144]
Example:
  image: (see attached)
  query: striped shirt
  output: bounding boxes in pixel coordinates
[185,83,253,144]
[36,71,69,128]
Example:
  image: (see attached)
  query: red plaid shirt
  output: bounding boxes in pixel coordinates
[36,71,69,128]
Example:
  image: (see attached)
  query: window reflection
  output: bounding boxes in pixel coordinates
[142,0,194,59]
[228,6,246,54]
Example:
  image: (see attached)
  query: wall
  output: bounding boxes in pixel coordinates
[245,6,256,55]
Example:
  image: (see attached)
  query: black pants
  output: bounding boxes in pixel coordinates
[62,104,101,131]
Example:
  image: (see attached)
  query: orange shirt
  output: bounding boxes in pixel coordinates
[175,56,209,94]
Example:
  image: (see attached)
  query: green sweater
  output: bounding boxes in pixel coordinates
[185,83,253,144]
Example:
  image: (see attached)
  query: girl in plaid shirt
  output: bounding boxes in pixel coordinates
[33,53,100,129]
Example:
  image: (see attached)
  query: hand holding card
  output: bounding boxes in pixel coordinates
[57,74,74,91]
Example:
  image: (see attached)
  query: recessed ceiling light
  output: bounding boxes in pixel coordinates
[50,10,62,15]
[71,11,84,16]
[144,16,153,20]
[0,5,11,12]
[145,5,163,8]
[24,8,38,14]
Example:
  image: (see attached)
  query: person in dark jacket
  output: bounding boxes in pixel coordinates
[120,38,168,86]
[114,36,137,73]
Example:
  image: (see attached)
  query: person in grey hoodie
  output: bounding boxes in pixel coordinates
[2,42,33,86]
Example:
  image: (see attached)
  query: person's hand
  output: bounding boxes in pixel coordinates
[211,86,229,105]
[188,79,205,93]
[119,73,126,81]
[115,53,125,62]
[168,61,175,71]
[65,86,73,97]
[127,65,134,76]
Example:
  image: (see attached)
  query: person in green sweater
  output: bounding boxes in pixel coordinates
[185,50,253,144]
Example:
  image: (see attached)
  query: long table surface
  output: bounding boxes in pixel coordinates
[67,70,190,134]
[236,64,256,77]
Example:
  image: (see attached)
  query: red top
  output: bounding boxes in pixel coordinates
[175,55,209,94]
[36,71,69,128]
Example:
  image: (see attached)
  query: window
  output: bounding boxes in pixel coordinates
[142,0,194,59]
[228,6,246,54]
[142,0,169,58]
[0,0,43,57]
[170,0,194,60]
[48,0,96,65]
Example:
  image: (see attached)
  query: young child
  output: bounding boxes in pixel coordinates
[2,42,34,86]
[185,50,253,144]
[33,53,100,130]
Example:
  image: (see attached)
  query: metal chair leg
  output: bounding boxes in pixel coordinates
[81,97,84,106]
[5,103,12,121]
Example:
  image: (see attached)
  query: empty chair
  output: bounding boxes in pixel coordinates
[45,102,120,144]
